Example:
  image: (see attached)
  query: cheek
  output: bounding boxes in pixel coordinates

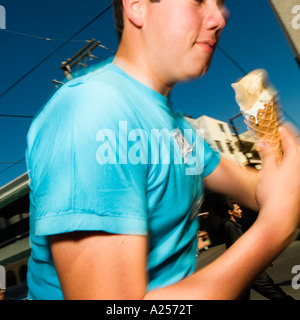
[167,9,201,46]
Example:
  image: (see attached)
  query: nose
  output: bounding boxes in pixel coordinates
[203,3,229,31]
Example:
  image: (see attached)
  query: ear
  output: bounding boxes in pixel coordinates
[122,0,145,29]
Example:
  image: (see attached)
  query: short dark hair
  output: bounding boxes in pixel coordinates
[112,0,124,40]
[112,0,160,40]
[223,199,237,218]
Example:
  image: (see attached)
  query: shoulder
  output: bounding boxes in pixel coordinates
[224,219,234,230]
[59,66,128,111]
[30,64,137,134]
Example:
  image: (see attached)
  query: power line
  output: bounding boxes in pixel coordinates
[4,29,111,51]
[4,29,88,42]
[0,114,33,118]
[217,45,248,75]
[0,4,113,101]
[0,161,26,164]
[0,157,25,175]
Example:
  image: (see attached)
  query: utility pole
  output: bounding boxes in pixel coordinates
[52,39,101,85]
[229,113,251,166]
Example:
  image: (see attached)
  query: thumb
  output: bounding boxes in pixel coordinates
[256,139,277,168]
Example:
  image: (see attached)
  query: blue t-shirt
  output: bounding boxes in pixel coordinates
[26,61,221,300]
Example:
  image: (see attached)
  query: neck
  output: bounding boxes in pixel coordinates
[230,216,237,223]
[113,39,174,97]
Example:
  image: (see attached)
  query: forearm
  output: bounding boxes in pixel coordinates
[144,205,293,300]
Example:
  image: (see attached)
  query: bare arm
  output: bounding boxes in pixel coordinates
[50,219,283,300]
[51,127,300,300]
[51,232,148,300]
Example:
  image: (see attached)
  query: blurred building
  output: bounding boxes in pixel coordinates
[186,115,261,168]
[0,173,30,298]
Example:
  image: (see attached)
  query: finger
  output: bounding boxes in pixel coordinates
[256,139,277,169]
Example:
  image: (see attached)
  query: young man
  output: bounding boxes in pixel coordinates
[26,0,300,299]
[224,200,294,300]
[224,201,243,250]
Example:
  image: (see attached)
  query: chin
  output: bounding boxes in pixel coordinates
[183,66,210,82]
[188,59,212,80]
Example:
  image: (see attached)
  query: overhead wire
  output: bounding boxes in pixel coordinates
[0,114,34,118]
[0,4,113,100]
[0,161,26,164]
[0,157,25,175]
[4,29,90,42]
[217,45,248,76]
[3,29,111,50]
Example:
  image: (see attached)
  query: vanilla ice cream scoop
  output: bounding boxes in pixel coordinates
[231,69,277,124]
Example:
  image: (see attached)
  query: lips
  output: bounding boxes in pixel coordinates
[196,39,217,51]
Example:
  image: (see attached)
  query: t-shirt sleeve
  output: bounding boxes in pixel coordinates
[27,80,148,237]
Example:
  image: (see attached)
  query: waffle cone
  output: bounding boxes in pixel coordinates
[244,98,283,163]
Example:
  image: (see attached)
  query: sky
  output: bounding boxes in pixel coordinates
[0,0,299,187]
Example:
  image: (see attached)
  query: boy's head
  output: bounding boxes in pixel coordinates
[112,0,229,86]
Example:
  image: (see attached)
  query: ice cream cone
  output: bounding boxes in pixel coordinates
[245,97,283,162]
[231,69,283,163]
